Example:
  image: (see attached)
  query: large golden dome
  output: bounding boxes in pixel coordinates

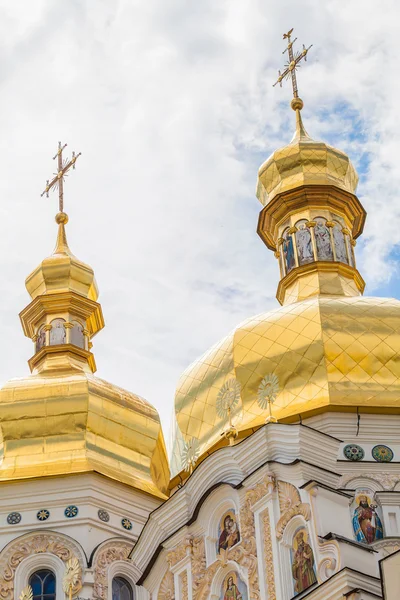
[170,83,384,477]
[172,295,400,473]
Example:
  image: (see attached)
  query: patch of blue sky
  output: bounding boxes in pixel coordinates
[369,247,400,299]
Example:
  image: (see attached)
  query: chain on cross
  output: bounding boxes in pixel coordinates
[41,142,82,213]
[273,28,312,105]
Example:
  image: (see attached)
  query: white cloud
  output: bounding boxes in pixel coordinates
[0,0,399,441]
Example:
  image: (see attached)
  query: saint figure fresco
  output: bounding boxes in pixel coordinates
[352,491,383,544]
[218,511,241,553]
[332,223,348,263]
[49,318,66,345]
[283,230,295,272]
[71,320,85,348]
[291,529,317,594]
[36,326,46,352]
[314,219,333,261]
[220,572,248,600]
[295,222,314,265]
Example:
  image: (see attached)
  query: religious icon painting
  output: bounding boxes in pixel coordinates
[219,571,248,600]
[352,488,384,544]
[282,229,296,273]
[314,218,333,261]
[49,318,66,345]
[295,220,314,266]
[217,510,241,554]
[291,527,317,595]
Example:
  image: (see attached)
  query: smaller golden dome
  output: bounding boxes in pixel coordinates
[25,213,98,301]
[256,110,359,205]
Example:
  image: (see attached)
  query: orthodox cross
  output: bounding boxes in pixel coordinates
[273,28,312,100]
[41,142,81,213]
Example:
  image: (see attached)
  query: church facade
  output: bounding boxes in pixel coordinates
[0,32,399,600]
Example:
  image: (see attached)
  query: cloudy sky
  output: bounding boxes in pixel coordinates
[0,0,399,446]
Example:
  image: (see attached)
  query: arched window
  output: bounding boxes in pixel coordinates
[112,577,133,600]
[29,570,56,600]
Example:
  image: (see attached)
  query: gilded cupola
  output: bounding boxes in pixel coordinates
[170,30,400,479]
[0,143,169,497]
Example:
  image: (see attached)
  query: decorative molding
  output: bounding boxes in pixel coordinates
[263,509,276,600]
[276,480,310,539]
[0,533,84,600]
[92,541,132,600]
[372,539,400,557]
[339,472,400,491]
[278,481,301,513]
[276,504,311,539]
[180,571,188,600]
[166,536,193,568]
[157,570,175,600]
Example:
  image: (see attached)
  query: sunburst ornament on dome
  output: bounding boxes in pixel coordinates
[216,378,241,418]
[258,374,280,423]
[216,378,241,444]
[63,557,81,600]
[181,437,200,474]
[19,586,33,600]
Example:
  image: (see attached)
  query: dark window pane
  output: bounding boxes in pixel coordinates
[29,570,56,600]
[112,577,133,600]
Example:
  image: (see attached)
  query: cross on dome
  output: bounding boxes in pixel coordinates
[40,141,82,213]
[273,28,312,111]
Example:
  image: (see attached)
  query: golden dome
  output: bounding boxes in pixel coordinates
[2,210,170,498]
[25,212,98,301]
[172,295,400,474]
[256,110,359,205]
[0,369,169,497]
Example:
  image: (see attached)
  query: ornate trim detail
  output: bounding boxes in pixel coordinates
[372,539,400,557]
[276,504,311,539]
[92,541,132,600]
[157,570,175,600]
[181,571,188,600]
[276,480,310,539]
[263,509,276,600]
[339,472,400,491]
[167,536,193,568]
[0,533,84,600]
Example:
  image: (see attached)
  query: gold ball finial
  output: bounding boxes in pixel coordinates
[55,212,69,224]
[291,97,304,111]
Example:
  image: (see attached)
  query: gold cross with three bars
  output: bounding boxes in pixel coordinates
[273,28,312,101]
[41,141,81,213]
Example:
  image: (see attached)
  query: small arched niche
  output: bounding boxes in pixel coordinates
[49,318,66,346]
[295,219,314,266]
[282,227,296,273]
[71,320,85,349]
[36,325,46,352]
[332,221,348,264]
[314,217,333,261]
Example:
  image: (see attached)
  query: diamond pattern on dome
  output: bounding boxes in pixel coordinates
[257,128,358,204]
[174,296,400,462]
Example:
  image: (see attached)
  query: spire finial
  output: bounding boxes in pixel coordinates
[273,28,312,110]
[41,141,82,213]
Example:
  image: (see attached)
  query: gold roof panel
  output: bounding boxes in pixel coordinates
[256,111,359,205]
[173,296,400,471]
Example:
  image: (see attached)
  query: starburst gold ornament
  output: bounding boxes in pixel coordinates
[181,437,200,474]
[19,586,33,600]
[258,374,280,423]
[63,557,81,600]
[216,378,241,444]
